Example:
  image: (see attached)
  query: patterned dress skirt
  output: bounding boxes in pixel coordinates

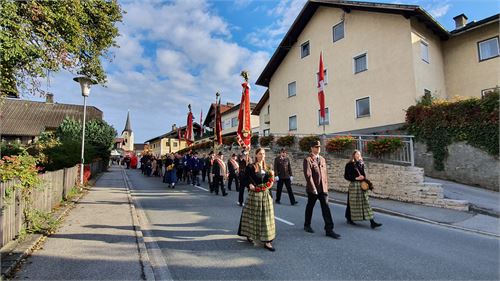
[238,190,276,242]
[348,181,374,221]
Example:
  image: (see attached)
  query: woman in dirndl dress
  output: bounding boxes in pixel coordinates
[344,150,382,229]
[238,148,276,252]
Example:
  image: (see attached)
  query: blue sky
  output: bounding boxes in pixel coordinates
[32,0,499,143]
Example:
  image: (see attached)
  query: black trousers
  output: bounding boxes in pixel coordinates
[345,193,352,221]
[213,176,226,195]
[304,192,334,232]
[276,179,296,204]
[191,170,200,185]
[227,173,239,191]
[238,175,246,204]
[208,174,213,192]
[202,168,207,182]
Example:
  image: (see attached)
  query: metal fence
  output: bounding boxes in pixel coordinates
[0,161,104,248]
[270,133,415,166]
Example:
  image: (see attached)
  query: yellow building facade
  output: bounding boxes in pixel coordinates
[256,1,499,135]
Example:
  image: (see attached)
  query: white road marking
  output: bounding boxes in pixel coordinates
[195,185,209,191]
[275,216,295,226]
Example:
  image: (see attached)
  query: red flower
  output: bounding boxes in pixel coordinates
[266,182,271,188]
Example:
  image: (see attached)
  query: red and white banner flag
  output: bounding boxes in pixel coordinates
[200,109,203,137]
[215,100,223,145]
[184,109,194,146]
[237,81,251,150]
[318,51,326,119]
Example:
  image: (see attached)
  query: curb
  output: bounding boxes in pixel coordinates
[122,169,173,281]
[290,189,500,238]
[121,169,155,281]
[0,172,104,280]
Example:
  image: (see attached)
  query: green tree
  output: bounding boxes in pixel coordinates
[0,0,123,97]
[42,117,116,171]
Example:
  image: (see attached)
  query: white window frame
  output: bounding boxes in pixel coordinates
[481,87,497,97]
[478,36,500,62]
[288,115,298,131]
[300,41,310,59]
[420,40,429,63]
[353,52,368,74]
[355,96,371,118]
[263,129,270,136]
[332,21,345,43]
[316,68,328,85]
[318,107,330,126]
[231,117,238,127]
[288,81,297,97]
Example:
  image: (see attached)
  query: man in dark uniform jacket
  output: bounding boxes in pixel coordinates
[206,151,214,192]
[211,152,228,196]
[274,148,298,205]
[237,151,250,206]
[227,153,240,191]
[303,141,341,239]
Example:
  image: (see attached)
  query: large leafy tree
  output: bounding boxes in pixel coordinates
[0,0,123,97]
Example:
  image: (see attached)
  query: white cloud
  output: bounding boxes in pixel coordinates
[40,0,270,142]
[421,0,452,19]
[246,0,307,49]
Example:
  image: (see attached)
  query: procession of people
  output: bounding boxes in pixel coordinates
[136,141,383,252]
[134,70,382,253]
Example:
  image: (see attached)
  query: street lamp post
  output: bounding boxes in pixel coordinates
[73,76,97,186]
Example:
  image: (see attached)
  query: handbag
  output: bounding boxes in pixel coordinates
[355,166,373,191]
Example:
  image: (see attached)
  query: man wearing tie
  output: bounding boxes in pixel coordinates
[303,141,341,239]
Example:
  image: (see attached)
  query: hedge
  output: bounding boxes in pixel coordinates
[405,90,499,170]
[276,135,296,147]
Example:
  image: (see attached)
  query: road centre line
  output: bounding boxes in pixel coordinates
[275,216,295,226]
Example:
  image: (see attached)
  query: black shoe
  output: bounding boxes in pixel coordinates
[291,201,298,206]
[275,200,280,204]
[264,243,275,252]
[304,226,314,233]
[346,219,357,226]
[370,220,382,229]
[222,193,228,196]
[326,231,341,239]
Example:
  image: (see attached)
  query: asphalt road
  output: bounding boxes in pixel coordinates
[126,170,500,280]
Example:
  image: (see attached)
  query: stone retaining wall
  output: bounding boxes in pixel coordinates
[415,141,499,191]
[196,145,469,211]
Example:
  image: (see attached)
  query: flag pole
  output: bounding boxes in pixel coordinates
[214,92,220,155]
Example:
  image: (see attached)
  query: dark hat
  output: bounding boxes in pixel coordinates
[218,151,223,156]
[232,153,236,157]
[311,140,321,147]
[280,148,287,152]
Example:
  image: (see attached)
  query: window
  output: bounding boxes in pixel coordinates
[288,115,297,131]
[354,53,367,74]
[263,129,270,136]
[288,81,296,97]
[173,141,178,147]
[421,41,429,63]
[332,21,344,42]
[478,37,500,61]
[481,87,497,98]
[318,108,330,126]
[231,117,238,127]
[301,41,310,58]
[317,69,328,85]
[356,97,370,118]
[424,89,431,98]
[222,119,231,130]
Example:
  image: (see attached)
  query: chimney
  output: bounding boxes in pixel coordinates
[45,94,54,104]
[226,102,235,107]
[453,14,468,29]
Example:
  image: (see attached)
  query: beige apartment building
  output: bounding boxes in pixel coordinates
[145,124,200,157]
[252,90,271,136]
[220,103,260,136]
[255,0,499,135]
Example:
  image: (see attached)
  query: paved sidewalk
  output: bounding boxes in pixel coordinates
[425,176,500,216]
[11,167,144,280]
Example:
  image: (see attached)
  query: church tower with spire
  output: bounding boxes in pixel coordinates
[121,111,135,152]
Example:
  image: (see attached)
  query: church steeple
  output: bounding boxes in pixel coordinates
[123,111,132,134]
